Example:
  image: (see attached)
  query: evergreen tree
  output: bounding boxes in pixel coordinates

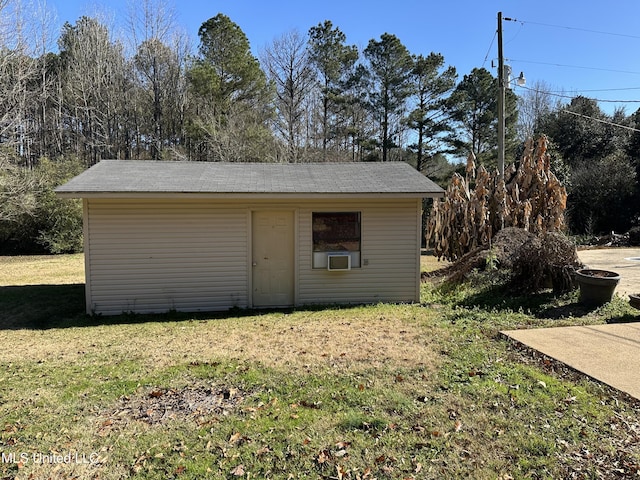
[193,14,269,113]
[537,96,614,166]
[307,20,358,160]
[363,33,413,161]
[405,52,456,172]
[446,67,517,167]
[188,14,273,161]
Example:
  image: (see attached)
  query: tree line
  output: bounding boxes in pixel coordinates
[0,1,517,169]
[0,0,638,254]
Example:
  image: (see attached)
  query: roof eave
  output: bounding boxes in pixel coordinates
[55,191,445,200]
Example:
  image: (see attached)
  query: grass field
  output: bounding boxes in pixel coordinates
[1,254,639,479]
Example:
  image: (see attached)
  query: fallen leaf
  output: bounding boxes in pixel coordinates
[229,432,242,444]
[255,446,270,456]
[537,380,547,388]
[335,441,351,449]
[231,464,245,476]
[174,465,186,475]
[317,450,330,464]
[454,420,463,432]
[149,390,164,398]
[358,384,365,391]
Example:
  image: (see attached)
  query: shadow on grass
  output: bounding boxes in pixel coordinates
[0,284,87,329]
[0,284,368,330]
[606,314,640,324]
[455,282,640,323]
[455,283,604,320]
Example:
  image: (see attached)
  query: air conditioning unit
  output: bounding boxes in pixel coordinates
[327,254,351,271]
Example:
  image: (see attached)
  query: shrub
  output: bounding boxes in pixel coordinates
[510,231,582,293]
[568,152,637,234]
[34,158,85,254]
[0,156,84,254]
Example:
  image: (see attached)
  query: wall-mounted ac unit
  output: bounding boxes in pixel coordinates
[327,254,351,271]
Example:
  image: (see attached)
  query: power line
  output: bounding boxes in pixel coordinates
[574,87,640,93]
[510,59,640,76]
[560,109,640,133]
[519,85,640,103]
[505,18,640,41]
[482,30,496,68]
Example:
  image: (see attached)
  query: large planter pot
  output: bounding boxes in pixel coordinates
[574,269,621,306]
[630,294,640,311]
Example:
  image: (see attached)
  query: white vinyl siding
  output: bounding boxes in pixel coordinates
[85,199,248,315]
[83,198,422,315]
[297,199,421,305]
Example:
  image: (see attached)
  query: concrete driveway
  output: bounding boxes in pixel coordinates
[503,324,640,400]
[503,248,640,400]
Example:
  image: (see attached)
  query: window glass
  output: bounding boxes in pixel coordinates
[312,212,361,268]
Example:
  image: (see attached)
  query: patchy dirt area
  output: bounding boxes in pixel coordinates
[99,383,247,432]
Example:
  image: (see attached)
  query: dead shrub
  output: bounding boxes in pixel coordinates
[425,228,582,294]
[510,232,582,293]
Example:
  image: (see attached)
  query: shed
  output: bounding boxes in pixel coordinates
[56,161,444,315]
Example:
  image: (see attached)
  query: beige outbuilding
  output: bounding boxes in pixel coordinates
[56,161,444,315]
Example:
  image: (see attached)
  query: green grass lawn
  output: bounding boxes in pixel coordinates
[1,255,639,479]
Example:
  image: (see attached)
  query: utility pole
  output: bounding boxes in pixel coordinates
[497,11,505,179]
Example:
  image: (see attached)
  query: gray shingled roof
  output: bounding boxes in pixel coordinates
[56,160,444,197]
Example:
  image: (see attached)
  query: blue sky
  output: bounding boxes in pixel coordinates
[44,0,640,115]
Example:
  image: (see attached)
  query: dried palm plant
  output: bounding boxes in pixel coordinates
[427,136,568,261]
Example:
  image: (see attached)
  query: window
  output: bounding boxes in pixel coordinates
[312,212,361,268]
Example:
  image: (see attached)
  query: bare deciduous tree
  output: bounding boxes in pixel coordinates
[261,30,315,162]
[127,0,190,159]
[59,16,127,164]
[0,0,38,165]
[517,80,555,141]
